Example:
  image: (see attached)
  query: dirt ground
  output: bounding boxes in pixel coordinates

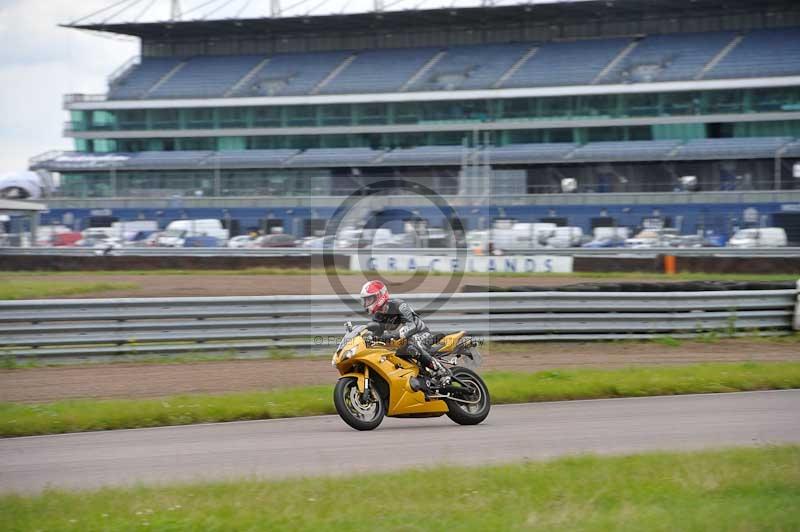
[1,339,798,403]
[2,272,680,298]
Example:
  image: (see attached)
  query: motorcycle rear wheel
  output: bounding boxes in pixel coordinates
[334,377,385,431]
[445,367,491,425]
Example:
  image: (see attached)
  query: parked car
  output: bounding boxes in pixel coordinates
[52,231,82,247]
[91,237,125,250]
[625,228,682,248]
[157,219,229,247]
[228,235,257,248]
[335,228,393,248]
[255,234,297,247]
[183,235,221,247]
[625,230,660,248]
[582,236,626,248]
[300,235,336,248]
[727,227,787,248]
[492,222,556,250]
[582,227,629,248]
[546,226,584,248]
[675,234,704,248]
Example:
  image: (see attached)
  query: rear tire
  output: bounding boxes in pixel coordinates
[334,377,385,431]
[445,367,490,426]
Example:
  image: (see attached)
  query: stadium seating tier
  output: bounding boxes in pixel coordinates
[107,27,800,100]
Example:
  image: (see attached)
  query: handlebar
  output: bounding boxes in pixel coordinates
[363,331,386,347]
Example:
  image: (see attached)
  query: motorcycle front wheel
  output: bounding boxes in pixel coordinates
[445,367,491,426]
[334,377,385,431]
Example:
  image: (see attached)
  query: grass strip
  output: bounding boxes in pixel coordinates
[2,446,798,531]
[4,335,798,369]
[0,280,138,300]
[0,269,798,281]
[1,361,799,437]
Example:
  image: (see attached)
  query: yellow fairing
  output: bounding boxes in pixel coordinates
[340,371,366,392]
[379,353,448,416]
[437,331,466,353]
[336,344,448,417]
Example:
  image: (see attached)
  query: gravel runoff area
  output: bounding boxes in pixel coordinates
[1,339,798,403]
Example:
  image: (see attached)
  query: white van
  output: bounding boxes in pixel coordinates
[157,219,229,247]
[491,222,556,250]
[110,220,159,241]
[593,227,630,241]
[727,227,787,248]
[546,226,584,248]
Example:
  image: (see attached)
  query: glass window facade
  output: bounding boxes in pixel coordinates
[59,169,333,198]
[92,119,800,154]
[69,86,800,134]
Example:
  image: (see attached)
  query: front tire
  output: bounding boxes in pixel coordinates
[445,367,491,426]
[334,377,385,431]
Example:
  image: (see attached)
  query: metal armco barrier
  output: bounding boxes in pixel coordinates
[795,280,800,332]
[1,289,797,359]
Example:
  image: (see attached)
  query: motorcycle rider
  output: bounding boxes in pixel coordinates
[359,280,452,388]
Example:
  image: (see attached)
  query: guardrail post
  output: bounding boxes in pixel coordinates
[794,279,800,331]
[663,255,677,275]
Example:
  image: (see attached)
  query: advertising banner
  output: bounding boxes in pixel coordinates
[350,254,573,273]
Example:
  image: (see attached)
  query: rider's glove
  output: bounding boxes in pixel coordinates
[381,331,399,343]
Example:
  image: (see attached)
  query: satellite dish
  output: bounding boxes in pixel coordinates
[0,171,42,199]
[561,178,577,193]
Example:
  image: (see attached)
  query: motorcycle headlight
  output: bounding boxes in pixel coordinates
[332,346,358,366]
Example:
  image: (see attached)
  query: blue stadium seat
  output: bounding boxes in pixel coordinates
[781,139,800,157]
[109,58,182,99]
[600,32,736,83]
[230,51,352,97]
[674,137,793,159]
[485,143,577,163]
[108,28,800,99]
[569,140,682,161]
[407,43,532,91]
[381,145,467,165]
[289,148,384,167]
[707,28,800,79]
[199,150,299,167]
[124,151,214,168]
[318,48,439,94]
[500,38,631,88]
[149,56,265,99]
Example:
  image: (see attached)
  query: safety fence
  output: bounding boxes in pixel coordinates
[1,288,797,359]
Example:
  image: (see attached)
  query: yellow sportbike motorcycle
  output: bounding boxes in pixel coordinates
[332,323,490,431]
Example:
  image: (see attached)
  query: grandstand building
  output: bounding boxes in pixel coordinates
[30,0,800,240]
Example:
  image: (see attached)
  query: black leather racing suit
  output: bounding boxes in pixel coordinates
[367,298,437,373]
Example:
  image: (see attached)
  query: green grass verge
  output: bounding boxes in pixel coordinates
[3,335,799,369]
[2,446,798,531]
[0,269,797,281]
[1,362,798,437]
[0,280,139,300]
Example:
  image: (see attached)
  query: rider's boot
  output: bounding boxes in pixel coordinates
[427,357,452,389]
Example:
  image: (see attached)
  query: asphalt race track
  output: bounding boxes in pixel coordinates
[1,390,798,493]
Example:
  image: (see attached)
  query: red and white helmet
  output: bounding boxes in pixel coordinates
[360,280,389,315]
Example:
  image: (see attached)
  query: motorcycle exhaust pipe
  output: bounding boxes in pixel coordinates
[441,385,476,397]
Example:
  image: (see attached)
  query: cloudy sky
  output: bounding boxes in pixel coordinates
[0,0,567,173]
